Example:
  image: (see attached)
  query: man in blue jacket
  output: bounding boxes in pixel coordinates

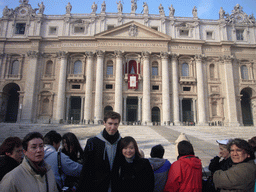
[43,130,82,190]
[78,111,122,192]
[148,144,171,192]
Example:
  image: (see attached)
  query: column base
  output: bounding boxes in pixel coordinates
[227,122,240,127]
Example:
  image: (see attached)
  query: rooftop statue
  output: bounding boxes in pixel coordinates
[19,0,29,4]
[91,2,97,13]
[117,1,123,13]
[143,2,148,14]
[66,2,72,14]
[192,6,197,17]
[2,6,14,17]
[169,4,175,17]
[131,0,137,13]
[219,7,225,19]
[38,2,45,14]
[159,4,164,15]
[101,1,106,13]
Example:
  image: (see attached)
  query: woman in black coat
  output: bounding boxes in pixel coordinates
[117,136,154,192]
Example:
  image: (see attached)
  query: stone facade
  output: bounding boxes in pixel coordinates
[0,1,255,126]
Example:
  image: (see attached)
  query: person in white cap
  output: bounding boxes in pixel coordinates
[209,139,233,174]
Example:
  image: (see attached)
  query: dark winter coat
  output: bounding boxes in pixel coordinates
[117,157,155,192]
[209,156,233,173]
[77,131,122,192]
[0,155,20,181]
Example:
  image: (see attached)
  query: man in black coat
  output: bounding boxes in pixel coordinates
[78,111,122,192]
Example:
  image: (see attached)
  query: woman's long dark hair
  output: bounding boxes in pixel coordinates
[120,136,142,160]
[62,132,83,162]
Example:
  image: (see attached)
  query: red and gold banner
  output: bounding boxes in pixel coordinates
[128,74,138,89]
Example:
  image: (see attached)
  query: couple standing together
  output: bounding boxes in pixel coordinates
[77,111,154,192]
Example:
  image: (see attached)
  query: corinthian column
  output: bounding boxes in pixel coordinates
[171,54,181,125]
[142,51,151,124]
[195,55,207,125]
[22,51,39,123]
[94,50,104,124]
[84,52,94,124]
[223,56,240,126]
[55,51,68,123]
[161,52,171,125]
[114,50,123,118]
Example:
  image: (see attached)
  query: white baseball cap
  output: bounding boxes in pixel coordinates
[216,139,230,145]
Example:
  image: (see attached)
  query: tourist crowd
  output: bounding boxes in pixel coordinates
[0,111,256,192]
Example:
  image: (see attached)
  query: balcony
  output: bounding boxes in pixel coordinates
[67,74,85,83]
[179,76,196,84]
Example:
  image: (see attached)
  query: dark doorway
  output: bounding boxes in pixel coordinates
[182,99,194,122]
[152,107,160,123]
[69,97,81,123]
[241,88,253,126]
[127,97,138,122]
[3,83,20,122]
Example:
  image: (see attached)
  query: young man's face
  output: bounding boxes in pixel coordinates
[104,118,120,135]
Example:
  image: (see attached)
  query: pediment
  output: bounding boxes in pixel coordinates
[95,21,171,40]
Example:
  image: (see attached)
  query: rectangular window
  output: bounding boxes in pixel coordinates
[107,25,115,30]
[107,65,113,75]
[72,85,80,89]
[15,23,26,34]
[152,85,159,90]
[183,87,191,91]
[49,26,57,35]
[106,84,113,89]
[152,66,158,76]
[206,31,213,39]
[74,26,85,33]
[151,27,158,31]
[236,30,244,40]
[180,29,189,36]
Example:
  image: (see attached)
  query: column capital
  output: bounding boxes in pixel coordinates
[160,52,170,59]
[114,50,124,58]
[96,50,105,58]
[27,51,39,59]
[222,55,235,62]
[85,51,94,58]
[141,51,151,59]
[56,51,68,59]
[170,53,179,59]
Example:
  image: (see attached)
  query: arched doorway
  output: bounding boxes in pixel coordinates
[240,88,253,126]
[152,107,160,124]
[2,83,20,122]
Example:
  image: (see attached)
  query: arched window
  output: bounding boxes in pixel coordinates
[11,60,19,75]
[42,98,50,114]
[73,60,82,74]
[45,60,53,75]
[152,61,158,76]
[209,64,215,79]
[181,63,189,76]
[106,60,113,75]
[241,65,248,80]
[212,101,217,116]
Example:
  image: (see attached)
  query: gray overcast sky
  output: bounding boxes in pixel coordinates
[0,0,255,19]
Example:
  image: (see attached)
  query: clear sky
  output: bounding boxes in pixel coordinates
[0,0,255,20]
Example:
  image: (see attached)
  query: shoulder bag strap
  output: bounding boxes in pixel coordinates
[57,151,64,188]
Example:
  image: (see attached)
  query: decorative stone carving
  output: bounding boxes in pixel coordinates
[66,2,72,14]
[91,2,97,14]
[86,51,94,58]
[131,0,137,13]
[38,2,45,14]
[101,1,106,13]
[128,24,138,37]
[27,51,39,58]
[160,52,169,59]
[169,4,175,17]
[96,50,105,58]
[2,6,14,17]
[114,50,123,58]
[56,51,68,59]
[219,7,225,19]
[143,2,148,14]
[141,51,151,59]
[159,4,164,16]
[117,1,123,13]
[192,6,197,18]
